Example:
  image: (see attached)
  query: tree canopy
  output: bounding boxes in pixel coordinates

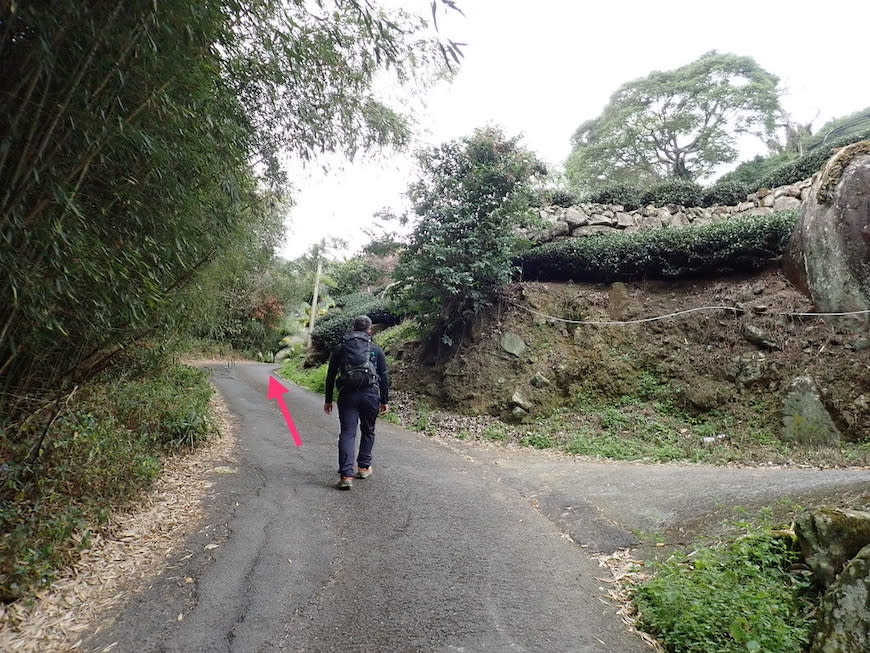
[565,51,782,193]
[0,1,456,430]
[393,127,545,347]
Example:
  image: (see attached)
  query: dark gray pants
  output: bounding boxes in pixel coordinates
[337,390,379,478]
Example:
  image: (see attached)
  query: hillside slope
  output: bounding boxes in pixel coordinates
[389,268,869,451]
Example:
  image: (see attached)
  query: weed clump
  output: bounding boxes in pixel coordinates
[632,533,814,653]
[0,362,215,602]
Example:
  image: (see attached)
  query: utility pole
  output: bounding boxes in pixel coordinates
[307,259,322,348]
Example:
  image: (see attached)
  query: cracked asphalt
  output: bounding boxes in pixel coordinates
[84,362,870,652]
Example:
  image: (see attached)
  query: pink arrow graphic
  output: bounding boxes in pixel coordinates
[267,376,303,447]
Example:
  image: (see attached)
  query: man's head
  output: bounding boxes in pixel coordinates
[352,315,373,333]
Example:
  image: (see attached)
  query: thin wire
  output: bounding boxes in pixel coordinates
[508,300,870,326]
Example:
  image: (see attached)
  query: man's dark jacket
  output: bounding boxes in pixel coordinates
[324,331,390,405]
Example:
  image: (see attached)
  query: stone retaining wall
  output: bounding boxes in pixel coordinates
[527,177,813,243]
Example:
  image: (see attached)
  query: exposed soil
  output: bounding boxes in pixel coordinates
[388,268,869,455]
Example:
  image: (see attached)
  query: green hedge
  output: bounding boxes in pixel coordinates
[310,292,402,354]
[758,130,870,190]
[699,181,752,208]
[585,184,643,211]
[640,180,703,208]
[519,210,797,282]
[539,188,579,208]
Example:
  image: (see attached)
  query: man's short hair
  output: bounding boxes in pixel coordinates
[352,315,372,332]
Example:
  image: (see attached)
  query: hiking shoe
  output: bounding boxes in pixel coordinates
[356,466,373,479]
[336,477,353,490]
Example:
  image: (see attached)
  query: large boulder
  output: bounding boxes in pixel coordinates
[783,142,870,317]
[810,544,870,653]
[794,508,870,588]
[780,376,841,446]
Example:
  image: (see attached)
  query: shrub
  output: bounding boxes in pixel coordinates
[310,292,402,354]
[700,181,752,207]
[519,210,797,282]
[716,152,796,189]
[585,184,643,210]
[758,129,870,189]
[632,533,813,653]
[279,357,328,394]
[640,179,703,207]
[539,188,579,207]
[0,361,215,602]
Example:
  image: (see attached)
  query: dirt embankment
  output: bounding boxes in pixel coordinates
[389,268,869,443]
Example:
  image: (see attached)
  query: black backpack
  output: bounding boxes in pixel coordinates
[338,332,379,392]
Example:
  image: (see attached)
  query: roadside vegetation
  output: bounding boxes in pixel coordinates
[631,525,816,653]
[0,360,215,602]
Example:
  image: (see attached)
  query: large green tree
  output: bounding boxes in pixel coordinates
[393,127,545,348]
[565,51,782,193]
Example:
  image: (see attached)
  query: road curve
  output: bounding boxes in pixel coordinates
[85,363,647,652]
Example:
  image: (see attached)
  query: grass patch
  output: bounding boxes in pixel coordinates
[631,529,815,653]
[375,319,421,353]
[0,361,216,602]
[279,357,328,394]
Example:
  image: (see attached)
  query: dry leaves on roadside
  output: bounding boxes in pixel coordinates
[0,390,238,652]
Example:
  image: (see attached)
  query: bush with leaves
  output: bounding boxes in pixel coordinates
[519,210,797,282]
[585,184,643,210]
[538,188,580,208]
[758,129,870,189]
[640,179,704,208]
[310,293,402,355]
[632,533,813,653]
[393,127,545,346]
[700,181,752,207]
[0,361,214,601]
[716,152,797,189]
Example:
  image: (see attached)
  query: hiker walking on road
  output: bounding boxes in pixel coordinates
[323,315,390,490]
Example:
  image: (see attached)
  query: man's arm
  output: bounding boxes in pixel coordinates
[324,346,340,407]
[374,346,390,406]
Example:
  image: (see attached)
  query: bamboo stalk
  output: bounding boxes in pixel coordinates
[23,4,125,191]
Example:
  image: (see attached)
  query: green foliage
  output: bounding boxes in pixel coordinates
[803,106,870,152]
[640,180,703,208]
[0,361,214,602]
[699,181,752,207]
[310,293,402,354]
[0,0,451,443]
[279,358,329,394]
[519,210,797,282]
[538,188,580,208]
[374,320,422,353]
[566,51,782,194]
[393,127,545,344]
[633,533,813,653]
[585,184,643,210]
[758,128,870,189]
[716,152,797,188]
[331,256,391,296]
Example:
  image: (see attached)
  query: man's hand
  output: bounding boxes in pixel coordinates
[379,404,388,415]
[323,402,333,415]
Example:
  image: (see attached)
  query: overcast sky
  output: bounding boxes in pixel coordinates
[279,0,869,259]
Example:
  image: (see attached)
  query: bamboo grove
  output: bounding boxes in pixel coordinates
[0,1,452,453]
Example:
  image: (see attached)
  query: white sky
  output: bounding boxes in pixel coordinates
[279,0,869,259]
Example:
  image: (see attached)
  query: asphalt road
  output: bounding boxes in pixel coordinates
[85,362,870,652]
